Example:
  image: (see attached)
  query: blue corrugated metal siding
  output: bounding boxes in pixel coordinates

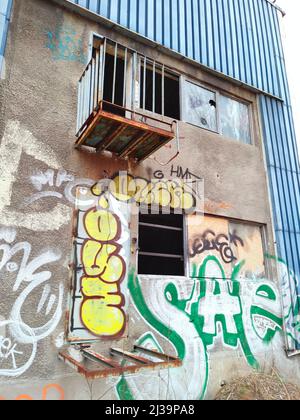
[68,0,300,279]
[0,0,13,72]
[70,0,284,98]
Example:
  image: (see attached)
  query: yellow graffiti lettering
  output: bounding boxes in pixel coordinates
[81,300,125,337]
[92,174,196,211]
[80,203,126,338]
[84,209,120,242]
[81,277,119,297]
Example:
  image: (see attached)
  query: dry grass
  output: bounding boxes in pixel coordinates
[215,369,300,400]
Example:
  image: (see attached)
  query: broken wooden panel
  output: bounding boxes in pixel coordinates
[76,103,175,162]
[58,346,182,380]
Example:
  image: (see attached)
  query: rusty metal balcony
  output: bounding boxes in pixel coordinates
[75,38,178,162]
[76,101,176,161]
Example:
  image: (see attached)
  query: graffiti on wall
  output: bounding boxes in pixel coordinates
[27,169,94,206]
[270,255,300,351]
[92,172,203,213]
[69,185,130,341]
[188,215,266,280]
[122,255,283,400]
[0,384,65,401]
[153,165,203,181]
[0,227,64,377]
[69,171,203,341]
[189,229,244,263]
[80,207,126,338]
[0,120,299,398]
[113,215,284,400]
[46,25,86,63]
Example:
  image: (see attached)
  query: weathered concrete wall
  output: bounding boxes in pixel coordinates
[0,0,299,400]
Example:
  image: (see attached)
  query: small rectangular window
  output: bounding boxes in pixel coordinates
[138,212,185,276]
[219,95,251,144]
[184,81,217,131]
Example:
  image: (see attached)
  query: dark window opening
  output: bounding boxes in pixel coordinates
[138,212,185,276]
[103,51,126,117]
[140,64,180,120]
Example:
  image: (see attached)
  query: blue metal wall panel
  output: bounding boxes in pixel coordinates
[70,0,285,98]
[68,0,300,279]
[0,0,12,73]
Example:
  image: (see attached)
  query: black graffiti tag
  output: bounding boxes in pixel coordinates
[189,230,244,264]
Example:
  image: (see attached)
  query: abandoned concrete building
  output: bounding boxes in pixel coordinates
[0,0,299,400]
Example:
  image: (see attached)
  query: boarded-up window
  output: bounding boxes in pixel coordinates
[188,215,266,280]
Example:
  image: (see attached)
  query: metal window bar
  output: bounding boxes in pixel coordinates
[152,60,156,113]
[139,252,184,260]
[132,52,137,112]
[139,222,183,232]
[143,56,147,111]
[123,48,128,108]
[95,48,100,109]
[112,42,118,104]
[100,38,107,102]
[90,57,95,115]
[162,64,165,117]
[84,65,90,121]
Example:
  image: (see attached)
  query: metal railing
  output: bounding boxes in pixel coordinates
[76,37,178,137]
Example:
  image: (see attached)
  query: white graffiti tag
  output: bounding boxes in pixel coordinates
[27,169,94,206]
[0,228,64,374]
[0,321,37,378]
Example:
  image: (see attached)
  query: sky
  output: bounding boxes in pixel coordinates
[276,0,300,160]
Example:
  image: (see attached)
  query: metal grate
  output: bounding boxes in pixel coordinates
[59,345,182,379]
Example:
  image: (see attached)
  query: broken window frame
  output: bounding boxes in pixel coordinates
[182,78,219,133]
[182,76,253,145]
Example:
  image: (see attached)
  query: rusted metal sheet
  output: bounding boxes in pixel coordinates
[58,346,182,380]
